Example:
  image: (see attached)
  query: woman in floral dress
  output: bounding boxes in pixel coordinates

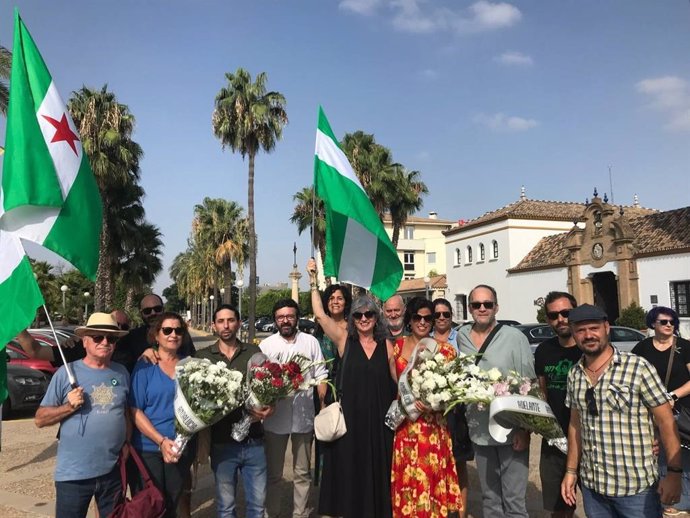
[391,297,462,518]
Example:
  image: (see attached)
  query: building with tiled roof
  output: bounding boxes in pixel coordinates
[444,189,690,335]
[397,274,447,301]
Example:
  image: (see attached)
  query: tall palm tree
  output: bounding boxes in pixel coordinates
[212,68,288,342]
[389,167,428,247]
[0,45,11,116]
[68,86,143,310]
[290,186,326,262]
[118,222,163,312]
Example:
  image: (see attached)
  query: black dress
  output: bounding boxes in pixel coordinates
[318,337,397,518]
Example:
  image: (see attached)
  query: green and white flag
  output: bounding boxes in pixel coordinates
[0,11,102,403]
[313,107,402,301]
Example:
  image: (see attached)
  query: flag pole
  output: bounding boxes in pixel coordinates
[310,185,316,259]
[42,304,78,388]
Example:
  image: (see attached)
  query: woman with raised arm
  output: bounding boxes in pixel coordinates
[309,260,397,518]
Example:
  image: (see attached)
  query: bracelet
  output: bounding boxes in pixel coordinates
[565,468,578,475]
[158,437,166,449]
[667,465,683,473]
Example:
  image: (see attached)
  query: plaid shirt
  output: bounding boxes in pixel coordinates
[565,347,670,496]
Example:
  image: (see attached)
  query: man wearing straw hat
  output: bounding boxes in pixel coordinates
[34,312,130,518]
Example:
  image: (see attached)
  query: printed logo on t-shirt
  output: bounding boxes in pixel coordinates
[90,383,116,412]
[544,359,576,390]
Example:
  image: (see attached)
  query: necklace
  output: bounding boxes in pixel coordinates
[585,348,613,374]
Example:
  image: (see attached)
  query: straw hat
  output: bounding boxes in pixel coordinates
[75,312,129,337]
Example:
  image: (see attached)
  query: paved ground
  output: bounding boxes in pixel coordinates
[0,329,585,517]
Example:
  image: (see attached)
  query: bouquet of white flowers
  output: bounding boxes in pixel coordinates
[172,357,245,454]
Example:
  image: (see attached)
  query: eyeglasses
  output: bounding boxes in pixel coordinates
[275,315,297,322]
[412,314,433,323]
[142,305,163,316]
[469,301,495,310]
[88,335,118,344]
[585,387,599,417]
[657,319,675,326]
[161,327,184,336]
[434,311,451,319]
[353,311,376,320]
[546,309,571,320]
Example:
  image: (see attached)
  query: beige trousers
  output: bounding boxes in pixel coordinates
[264,430,313,518]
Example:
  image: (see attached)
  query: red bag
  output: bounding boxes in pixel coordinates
[108,445,166,518]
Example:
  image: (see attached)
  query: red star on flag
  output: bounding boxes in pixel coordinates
[42,113,80,155]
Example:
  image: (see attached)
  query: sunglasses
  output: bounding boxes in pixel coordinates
[470,301,495,310]
[657,319,675,326]
[142,305,164,316]
[353,311,376,320]
[161,327,184,336]
[434,311,451,319]
[585,387,599,417]
[88,335,118,344]
[412,314,433,323]
[546,309,571,320]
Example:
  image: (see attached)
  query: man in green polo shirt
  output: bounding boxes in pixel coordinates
[195,304,273,518]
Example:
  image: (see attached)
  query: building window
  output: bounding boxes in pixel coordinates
[404,274,415,280]
[492,240,499,259]
[466,246,473,264]
[479,243,485,261]
[404,226,414,240]
[427,252,436,264]
[671,281,690,317]
[404,252,415,271]
[456,248,461,265]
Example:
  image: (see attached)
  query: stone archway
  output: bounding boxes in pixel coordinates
[591,271,620,323]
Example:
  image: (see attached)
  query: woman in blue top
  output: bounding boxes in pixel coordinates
[129,312,196,518]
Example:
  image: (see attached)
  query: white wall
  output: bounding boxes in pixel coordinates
[504,268,569,323]
[638,253,690,337]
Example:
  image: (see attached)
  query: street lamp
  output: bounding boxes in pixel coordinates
[83,291,90,321]
[60,285,68,312]
[235,279,244,319]
[424,276,431,300]
[220,287,225,304]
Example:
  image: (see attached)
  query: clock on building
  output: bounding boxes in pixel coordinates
[592,242,604,260]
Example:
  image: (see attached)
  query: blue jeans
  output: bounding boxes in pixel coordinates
[659,445,690,510]
[581,484,661,518]
[211,439,267,518]
[55,465,120,518]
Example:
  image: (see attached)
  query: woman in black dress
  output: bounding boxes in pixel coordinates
[632,306,690,515]
[309,275,397,518]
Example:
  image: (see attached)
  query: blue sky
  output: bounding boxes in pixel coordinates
[2,1,689,295]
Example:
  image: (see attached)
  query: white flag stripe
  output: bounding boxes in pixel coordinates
[315,129,365,194]
[0,230,26,281]
[0,204,59,245]
[337,217,377,289]
[36,81,81,201]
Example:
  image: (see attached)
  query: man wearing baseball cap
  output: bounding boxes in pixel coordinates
[35,313,130,518]
[561,304,681,517]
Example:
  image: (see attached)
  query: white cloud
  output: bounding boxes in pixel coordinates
[342,0,522,35]
[494,50,533,66]
[636,75,690,132]
[339,0,382,15]
[473,112,539,132]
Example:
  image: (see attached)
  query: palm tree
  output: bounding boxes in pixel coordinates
[388,167,428,247]
[68,86,143,311]
[290,186,326,262]
[118,222,163,312]
[0,45,11,116]
[212,68,288,342]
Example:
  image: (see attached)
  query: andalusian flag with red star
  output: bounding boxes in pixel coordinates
[0,11,102,404]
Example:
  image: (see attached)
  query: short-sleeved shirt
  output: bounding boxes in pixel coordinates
[129,360,176,452]
[565,348,670,496]
[534,337,583,435]
[40,360,129,481]
[632,336,690,410]
[195,340,264,443]
[260,331,328,434]
[457,323,536,445]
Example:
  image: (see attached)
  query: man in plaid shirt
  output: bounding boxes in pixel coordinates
[561,304,681,517]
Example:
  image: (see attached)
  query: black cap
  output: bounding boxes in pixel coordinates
[568,303,608,323]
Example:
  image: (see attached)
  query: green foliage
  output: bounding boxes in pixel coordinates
[616,301,646,330]
[163,283,186,313]
[536,306,546,323]
[299,291,313,317]
[255,289,292,317]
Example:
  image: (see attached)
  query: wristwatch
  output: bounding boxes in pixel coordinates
[670,392,679,402]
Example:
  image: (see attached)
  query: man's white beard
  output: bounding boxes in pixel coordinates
[387,318,404,332]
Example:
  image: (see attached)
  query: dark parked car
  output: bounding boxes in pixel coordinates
[298,319,316,334]
[519,324,646,353]
[254,317,273,331]
[2,362,50,416]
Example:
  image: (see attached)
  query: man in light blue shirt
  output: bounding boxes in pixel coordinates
[35,313,130,518]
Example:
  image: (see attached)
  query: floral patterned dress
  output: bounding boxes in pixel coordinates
[391,339,462,518]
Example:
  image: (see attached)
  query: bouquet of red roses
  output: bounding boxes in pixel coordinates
[231,352,324,440]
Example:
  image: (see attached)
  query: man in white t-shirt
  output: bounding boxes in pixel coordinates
[260,298,327,518]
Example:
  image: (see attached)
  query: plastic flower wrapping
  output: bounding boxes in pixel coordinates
[172,357,245,454]
[231,352,326,441]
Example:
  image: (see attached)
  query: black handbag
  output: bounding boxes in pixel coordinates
[663,338,690,444]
